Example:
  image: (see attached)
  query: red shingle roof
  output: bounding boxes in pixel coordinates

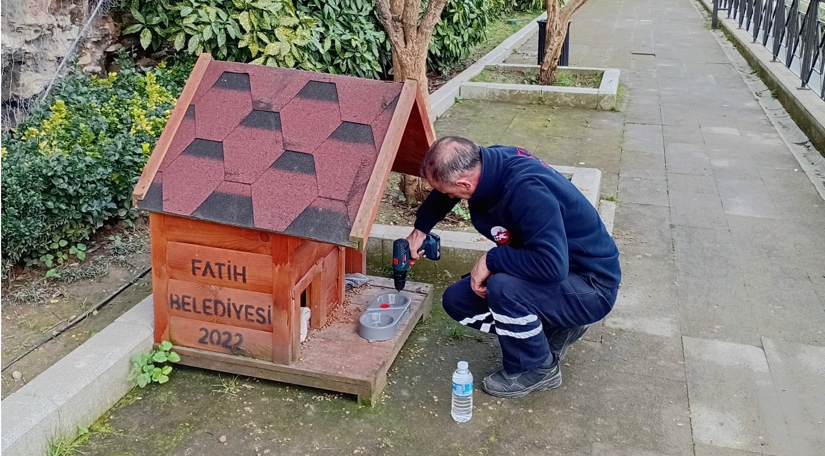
[135,56,432,247]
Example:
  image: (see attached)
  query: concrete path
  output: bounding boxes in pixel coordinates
[72,0,824,455]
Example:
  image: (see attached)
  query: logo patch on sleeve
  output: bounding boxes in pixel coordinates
[491,226,510,245]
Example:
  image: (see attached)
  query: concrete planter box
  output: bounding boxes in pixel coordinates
[460,64,620,110]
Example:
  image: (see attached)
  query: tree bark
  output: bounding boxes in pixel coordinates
[375,0,447,202]
[538,0,590,86]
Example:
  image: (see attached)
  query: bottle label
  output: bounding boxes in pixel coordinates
[452,381,473,397]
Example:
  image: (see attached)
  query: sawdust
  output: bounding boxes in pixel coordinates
[318,283,370,330]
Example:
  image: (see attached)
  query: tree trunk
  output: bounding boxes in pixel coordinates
[538,0,589,86]
[375,0,447,203]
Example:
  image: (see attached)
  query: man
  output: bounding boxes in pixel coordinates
[406,136,621,398]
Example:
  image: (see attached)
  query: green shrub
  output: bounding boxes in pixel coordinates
[0,60,190,274]
[428,0,494,74]
[296,0,392,79]
[125,0,322,69]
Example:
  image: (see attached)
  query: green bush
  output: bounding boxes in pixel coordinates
[125,0,322,69]
[296,0,391,79]
[1,60,190,274]
[428,0,494,74]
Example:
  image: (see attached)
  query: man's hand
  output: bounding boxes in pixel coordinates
[405,229,428,265]
[471,252,491,298]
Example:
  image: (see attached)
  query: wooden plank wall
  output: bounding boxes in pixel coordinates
[152,214,345,365]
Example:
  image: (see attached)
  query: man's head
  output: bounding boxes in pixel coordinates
[419,136,482,200]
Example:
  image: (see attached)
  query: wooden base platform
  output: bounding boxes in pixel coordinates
[171,277,433,405]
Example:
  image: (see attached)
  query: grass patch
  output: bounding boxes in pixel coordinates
[58,258,109,284]
[446,324,469,341]
[48,428,89,456]
[212,375,242,397]
[471,67,602,88]
[602,194,619,203]
[468,10,544,62]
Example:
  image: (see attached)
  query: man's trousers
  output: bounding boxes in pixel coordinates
[442,272,618,373]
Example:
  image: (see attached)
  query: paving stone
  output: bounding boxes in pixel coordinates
[667,173,718,195]
[715,178,780,219]
[624,124,664,154]
[665,148,712,176]
[762,339,825,455]
[620,149,667,180]
[618,175,669,206]
[625,102,662,125]
[693,443,771,456]
[669,191,727,228]
[660,105,700,128]
[590,372,693,456]
[662,125,704,144]
[600,328,685,382]
[683,337,794,455]
[672,226,759,345]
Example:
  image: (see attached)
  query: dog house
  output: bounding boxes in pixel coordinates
[132,54,434,369]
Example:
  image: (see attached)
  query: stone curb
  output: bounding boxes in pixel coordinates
[1,296,154,456]
[430,12,547,118]
[458,64,620,110]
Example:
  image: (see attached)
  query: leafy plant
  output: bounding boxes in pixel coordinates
[1,58,190,274]
[297,0,391,78]
[128,340,181,387]
[45,268,61,279]
[124,0,322,68]
[450,202,472,222]
[48,427,89,456]
[428,0,495,74]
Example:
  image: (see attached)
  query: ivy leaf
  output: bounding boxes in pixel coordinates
[161,366,173,375]
[167,351,181,363]
[140,28,153,49]
[122,24,143,35]
[157,374,169,384]
[160,340,173,351]
[76,251,86,260]
[59,239,68,247]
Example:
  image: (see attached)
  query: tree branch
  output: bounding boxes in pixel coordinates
[419,0,449,37]
[375,0,404,47]
[560,0,589,24]
[401,0,419,46]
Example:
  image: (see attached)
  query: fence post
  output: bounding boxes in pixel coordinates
[712,0,720,29]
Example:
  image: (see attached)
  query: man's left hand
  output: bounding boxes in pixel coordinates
[471,252,491,298]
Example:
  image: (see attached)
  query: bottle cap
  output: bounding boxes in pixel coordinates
[457,361,468,369]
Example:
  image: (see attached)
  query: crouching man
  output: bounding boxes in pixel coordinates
[406,136,621,398]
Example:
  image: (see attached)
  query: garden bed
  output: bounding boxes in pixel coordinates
[459,63,620,110]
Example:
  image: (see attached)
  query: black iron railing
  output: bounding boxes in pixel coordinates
[714,0,825,99]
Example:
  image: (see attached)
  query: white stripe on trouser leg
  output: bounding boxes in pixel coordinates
[480,322,494,333]
[490,311,538,325]
[495,325,543,339]
[459,312,491,326]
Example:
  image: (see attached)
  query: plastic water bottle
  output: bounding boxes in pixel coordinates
[451,361,473,422]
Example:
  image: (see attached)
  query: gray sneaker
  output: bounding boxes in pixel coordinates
[548,325,589,362]
[481,357,562,398]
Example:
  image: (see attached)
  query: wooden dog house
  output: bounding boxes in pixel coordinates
[133,54,434,366]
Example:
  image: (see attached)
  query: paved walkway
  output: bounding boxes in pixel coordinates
[496,0,825,453]
[73,0,825,454]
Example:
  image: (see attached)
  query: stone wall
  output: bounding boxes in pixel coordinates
[1,0,116,104]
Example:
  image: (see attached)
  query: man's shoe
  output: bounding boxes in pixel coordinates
[548,325,589,362]
[481,357,561,398]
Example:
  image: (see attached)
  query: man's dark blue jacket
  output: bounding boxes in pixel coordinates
[415,145,621,289]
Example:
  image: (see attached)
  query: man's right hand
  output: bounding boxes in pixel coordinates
[405,229,428,264]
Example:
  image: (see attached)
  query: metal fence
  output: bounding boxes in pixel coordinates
[714,0,825,99]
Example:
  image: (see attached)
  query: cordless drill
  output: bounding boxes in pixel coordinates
[393,233,441,293]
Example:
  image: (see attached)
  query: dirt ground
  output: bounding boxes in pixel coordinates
[1,219,153,398]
